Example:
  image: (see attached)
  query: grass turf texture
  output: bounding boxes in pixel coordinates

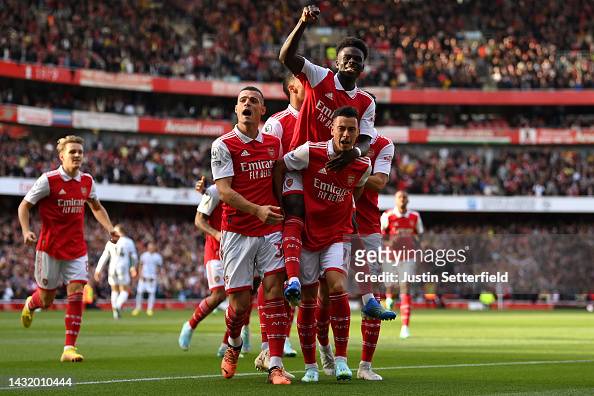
[1,309,593,395]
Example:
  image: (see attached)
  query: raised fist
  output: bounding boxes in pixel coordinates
[300,5,320,24]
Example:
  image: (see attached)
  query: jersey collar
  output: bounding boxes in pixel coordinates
[334,74,358,99]
[394,208,409,217]
[233,125,263,143]
[287,104,299,117]
[58,166,81,182]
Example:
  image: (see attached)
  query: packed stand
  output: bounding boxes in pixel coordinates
[1,0,592,89]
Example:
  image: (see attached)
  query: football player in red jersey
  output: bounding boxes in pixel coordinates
[274,106,372,382]
[381,191,424,339]
[18,135,118,362]
[278,6,394,324]
[211,87,290,385]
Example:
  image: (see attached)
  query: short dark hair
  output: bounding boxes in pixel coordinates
[282,73,295,99]
[332,106,359,121]
[239,86,264,101]
[336,37,368,60]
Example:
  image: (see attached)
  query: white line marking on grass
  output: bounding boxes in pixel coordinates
[0,359,592,390]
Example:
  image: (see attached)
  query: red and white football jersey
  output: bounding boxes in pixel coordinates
[284,140,371,251]
[197,184,223,263]
[289,58,375,150]
[356,133,395,235]
[211,126,282,236]
[24,166,96,260]
[263,104,298,154]
[380,208,424,251]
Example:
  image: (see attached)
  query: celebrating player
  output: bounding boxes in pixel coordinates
[18,135,118,362]
[278,6,394,322]
[274,106,372,382]
[254,73,305,368]
[381,191,424,339]
[211,87,290,385]
[95,224,138,319]
[353,128,395,380]
[132,242,163,317]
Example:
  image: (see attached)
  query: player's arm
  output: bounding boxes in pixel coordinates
[366,139,394,192]
[272,159,288,204]
[354,164,372,201]
[87,197,118,243]
[195,211,221,241]
[279,5,320,75]
[215,177,283,225]
[18,200,37,245]
[129,243,139,278]
[94,244,110,282]
[326,135,372,171]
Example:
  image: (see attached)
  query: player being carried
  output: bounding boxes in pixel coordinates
[278,5,395,322]
[18,135,118,362]
[274,106,371,382]
[211,87,290,385]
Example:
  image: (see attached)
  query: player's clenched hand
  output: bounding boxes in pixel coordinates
[94,272,102,282]
[300,5,320,24]
[326,148,359,171]
[195,176,206,194]
[22,231,37,246]
[256,205,284,225]
[214,231,222,242]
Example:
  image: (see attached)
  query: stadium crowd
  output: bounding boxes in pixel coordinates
[0,212,209,301]
[2,209,592,301]
[1,132,593,196]
[1,0,592,89]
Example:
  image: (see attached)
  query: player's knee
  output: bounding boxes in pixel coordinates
[301,284,318,301]
[325,273,346,294]
[283,194,305,218]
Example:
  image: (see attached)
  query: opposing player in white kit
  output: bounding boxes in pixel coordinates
[94,224,138,319]
[132,242,163,316]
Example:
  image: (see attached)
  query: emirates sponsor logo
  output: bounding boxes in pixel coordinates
[314,177,350,202]
[240,159,274,180]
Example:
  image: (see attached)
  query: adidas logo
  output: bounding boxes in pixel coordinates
[318,168,327,174]
[325,92,333,100]
[58,189,67,195]
[241,150,250,157]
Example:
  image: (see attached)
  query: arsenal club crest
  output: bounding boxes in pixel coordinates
[285,178,294,188]
[268,147,276,158]
[81,187,88,196]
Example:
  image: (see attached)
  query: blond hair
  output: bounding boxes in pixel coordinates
[56,135,84,153]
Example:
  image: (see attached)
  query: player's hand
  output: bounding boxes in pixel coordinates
[94,272,101,282]
[214,231,222,242]
[326,148,359,171]
[109,229,120,243]
[22,231,37,246]
[195,176,206,194]
[300,5,320,24]
[130,267,138,279]
[256,205,284,225]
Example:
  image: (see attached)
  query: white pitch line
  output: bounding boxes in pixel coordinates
[1,359,592,390]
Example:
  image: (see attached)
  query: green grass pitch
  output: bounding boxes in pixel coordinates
[1,308,594,395]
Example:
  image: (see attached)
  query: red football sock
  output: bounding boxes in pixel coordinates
[257,285,267,343]
[361,317,381,362]
[297,298,317,365]
[225,305,246,342]
[283,216,304,279]
[28,289,44,310]
[401,293,411,326]
[64,291,83,347]
[285,304,295,337]
[189,298,215,329]
[222,329,230,345]
[329,292,350,358]
[264,298,288,359]
[315,297,330,347]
